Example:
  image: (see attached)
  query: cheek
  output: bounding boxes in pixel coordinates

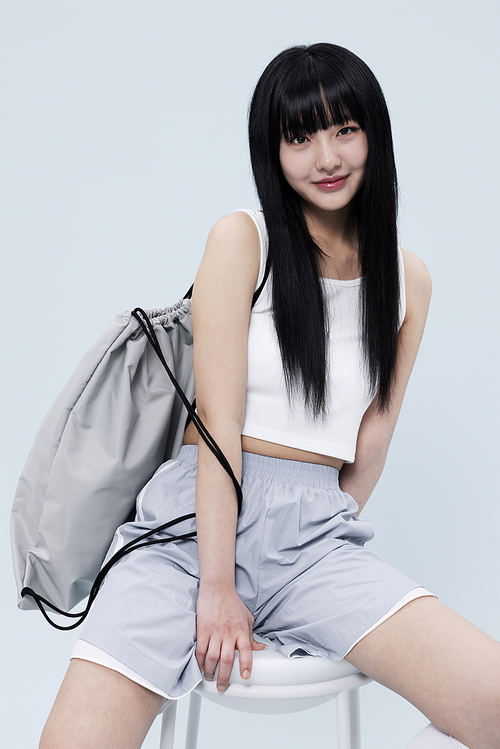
[346,148,367,176]
[279,154,309,186]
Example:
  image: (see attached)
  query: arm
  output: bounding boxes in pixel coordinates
[339,250,432,514]
[190,211,266,692]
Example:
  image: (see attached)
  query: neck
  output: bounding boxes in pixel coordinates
[301,202,360,280]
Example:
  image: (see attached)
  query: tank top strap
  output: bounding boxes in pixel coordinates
[397,247,406,327]
[234,208,405,326]
[234,209,269,290]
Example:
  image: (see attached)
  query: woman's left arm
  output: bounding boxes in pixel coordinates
[339,250,432,513]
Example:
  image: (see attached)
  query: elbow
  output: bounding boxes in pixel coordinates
[195,407,245,438]
[354,427,392,466]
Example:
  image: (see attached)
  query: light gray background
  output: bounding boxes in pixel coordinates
[1,1,499,747]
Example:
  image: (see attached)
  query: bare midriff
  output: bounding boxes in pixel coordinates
[182,421,345,471]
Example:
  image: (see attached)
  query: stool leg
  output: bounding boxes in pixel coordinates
[184,691,203,749]
[336,688,361,749]
[160,700,177,749]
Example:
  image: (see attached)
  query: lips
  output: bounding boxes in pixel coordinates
[313,175,348,191]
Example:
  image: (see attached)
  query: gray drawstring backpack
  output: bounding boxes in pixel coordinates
[10,274,268,629]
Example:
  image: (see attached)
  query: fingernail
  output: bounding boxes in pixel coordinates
[205,676,213,682]
[217,684,227,693]
[242,669,250,679]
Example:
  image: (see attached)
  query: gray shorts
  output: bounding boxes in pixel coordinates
[78,445,423,698]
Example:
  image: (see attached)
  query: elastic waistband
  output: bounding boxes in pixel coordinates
[176,444,340,489]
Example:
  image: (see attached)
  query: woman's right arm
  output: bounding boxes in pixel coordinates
[190,211,266,693]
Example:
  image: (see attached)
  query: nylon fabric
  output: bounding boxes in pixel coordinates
[77,445,424,699]
[11,301,195,611]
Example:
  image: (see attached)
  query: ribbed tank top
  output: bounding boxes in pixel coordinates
[239,209,406,463]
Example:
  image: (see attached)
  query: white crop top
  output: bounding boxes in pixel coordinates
[239,209,406,463]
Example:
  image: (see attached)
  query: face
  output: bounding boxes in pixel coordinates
[279,122,368,213]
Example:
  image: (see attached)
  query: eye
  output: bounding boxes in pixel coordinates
[337,125,359,136]
[287,135,309,145]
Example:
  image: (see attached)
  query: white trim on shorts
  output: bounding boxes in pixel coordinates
[71,586,435,699]
[342,586,436,656]
[71,640,174,699]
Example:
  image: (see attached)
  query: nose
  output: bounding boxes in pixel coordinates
[314,132,341,173]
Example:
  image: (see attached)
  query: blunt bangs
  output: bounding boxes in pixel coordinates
[270,47,372,143]
[278,74,364,142]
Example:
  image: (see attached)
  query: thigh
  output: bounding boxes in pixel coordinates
[345,596,500,749]
[40,658,164,749]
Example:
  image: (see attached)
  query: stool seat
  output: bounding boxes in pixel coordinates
[159,639,371,749]
[208,640,360,686]
[196,639,369,713]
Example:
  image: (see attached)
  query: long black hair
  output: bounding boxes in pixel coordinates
[249,43,400,414]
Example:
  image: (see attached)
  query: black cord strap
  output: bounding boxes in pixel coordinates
[22,514,197,630]
[131,307,243,514]
[21,263,272,628]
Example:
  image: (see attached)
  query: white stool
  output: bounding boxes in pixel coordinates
[159,640,371,749]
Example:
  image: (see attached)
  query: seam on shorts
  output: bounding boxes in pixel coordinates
[81,623,176,672]
[109,526,126,555]
[136,460,179,521]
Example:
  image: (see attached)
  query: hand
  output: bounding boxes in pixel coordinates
[195,581,266,693]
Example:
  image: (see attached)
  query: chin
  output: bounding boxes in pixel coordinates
[306,194,354,212]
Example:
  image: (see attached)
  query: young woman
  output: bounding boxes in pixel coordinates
[39,44,500,749]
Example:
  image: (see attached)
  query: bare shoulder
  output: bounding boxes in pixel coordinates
[209,209,260,240]
[194,210,261,306]
[401,248,432,316]
[205,210,260,266]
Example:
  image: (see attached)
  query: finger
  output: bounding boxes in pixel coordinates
[203,640,222,683]
[216,641,236,693]
[195,634,209,673]
[251,639,268,650]
[236,636,253,680]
